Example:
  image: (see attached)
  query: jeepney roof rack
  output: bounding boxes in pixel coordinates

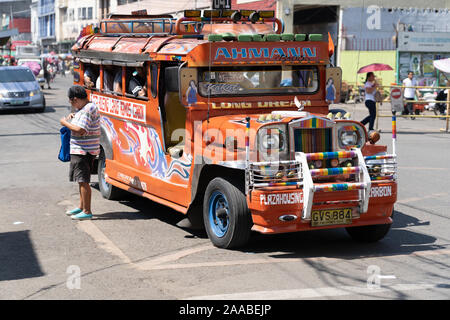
[98,9,283,38]
[100,17,178,36]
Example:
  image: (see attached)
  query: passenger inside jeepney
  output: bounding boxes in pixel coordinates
[127,67,147,97]
[113,67,125,93]
[240,70,281,90]
[96,65,115,92]
[84,65,99,88]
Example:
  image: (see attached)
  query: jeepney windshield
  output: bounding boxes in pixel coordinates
[198,66,318,97]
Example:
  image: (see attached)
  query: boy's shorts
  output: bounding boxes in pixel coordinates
[69,153,94,183]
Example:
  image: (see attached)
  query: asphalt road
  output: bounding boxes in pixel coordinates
[0,75,449,301]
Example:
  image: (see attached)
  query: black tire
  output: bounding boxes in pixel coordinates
[346,223,391,243]
[37,97,46,113]
[203,177,252,249]
[98,149,125,200]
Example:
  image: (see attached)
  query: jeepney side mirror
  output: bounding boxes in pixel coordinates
[165,66,179,92]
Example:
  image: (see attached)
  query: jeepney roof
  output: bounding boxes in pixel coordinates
[72,9,331,66]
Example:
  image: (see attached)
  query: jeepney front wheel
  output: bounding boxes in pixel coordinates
[98,149,125,200]
[346,223,391,243]
[203,178,252,249]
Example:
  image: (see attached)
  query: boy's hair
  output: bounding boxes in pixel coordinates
[68,85,88,100]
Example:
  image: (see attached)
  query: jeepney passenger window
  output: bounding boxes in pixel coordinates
[112,66,124,94]
[99,65,115,92]
[83,64,99,89]
[126,67,147,98]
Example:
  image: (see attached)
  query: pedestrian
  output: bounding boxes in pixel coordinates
[60,86,100,220]
[360,72,377,132]
[402,71,421,118]
[44,60,52,89]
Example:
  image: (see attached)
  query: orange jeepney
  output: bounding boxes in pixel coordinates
[71,9,397,248]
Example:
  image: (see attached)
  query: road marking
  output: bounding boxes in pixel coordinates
[75,217,214,269]
[397,192,448,204]
[75,220,132,264]
[136,257,300,271]
[131,248,450,271]
[399,167,448,171]
[378,275,397,280]
[134,244,214,270]
[185,283,437,300]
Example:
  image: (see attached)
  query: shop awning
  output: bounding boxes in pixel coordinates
[0,29,19,46]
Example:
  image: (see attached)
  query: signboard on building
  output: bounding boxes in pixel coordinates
[398,32,450,53]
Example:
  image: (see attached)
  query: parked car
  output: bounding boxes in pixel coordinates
[0,66,46,112]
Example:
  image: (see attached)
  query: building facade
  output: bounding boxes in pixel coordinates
[59,0,99,52]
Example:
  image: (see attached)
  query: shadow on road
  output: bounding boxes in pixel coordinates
[0,230,45,281]
[89,183,443,260]
[242,209,442,260]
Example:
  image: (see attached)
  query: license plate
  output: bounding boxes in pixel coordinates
[311,208,352,227]
[10,100,24,105]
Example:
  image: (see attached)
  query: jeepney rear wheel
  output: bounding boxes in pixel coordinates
[98,149,125,200]
[203,177,252,249]
[345,223,391,243]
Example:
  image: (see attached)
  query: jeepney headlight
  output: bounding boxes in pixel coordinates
[257,124,288,161]
[337,123,366,149]
[340,131,358,146]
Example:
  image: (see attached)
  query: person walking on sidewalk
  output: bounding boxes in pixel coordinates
[60,86,100,220]
[360,72,377,132]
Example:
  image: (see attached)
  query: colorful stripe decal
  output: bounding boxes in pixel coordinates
[253,181,303,187]
[314,182,365,192]
[294,128,332,153]
[364,155,395,161]
[298,117,330,128]
[392,116,397,139]
[245,120,250,147]
[342,125,358,131]
[306,151,357,161]
[371,175,394,180]
[310,166,361,177]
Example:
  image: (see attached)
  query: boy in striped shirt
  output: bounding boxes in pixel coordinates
[60,85,100,220]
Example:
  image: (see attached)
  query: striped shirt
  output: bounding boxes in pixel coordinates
[70,102,100,155]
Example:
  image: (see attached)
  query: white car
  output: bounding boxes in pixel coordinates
[0,66,46,112]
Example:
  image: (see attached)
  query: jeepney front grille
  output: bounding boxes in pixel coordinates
[293,128,332,153]
[364,154,398,182]
[248,161,303,190]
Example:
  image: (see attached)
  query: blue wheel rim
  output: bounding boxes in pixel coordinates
[100,157,110,192]
[208,191,230,238]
